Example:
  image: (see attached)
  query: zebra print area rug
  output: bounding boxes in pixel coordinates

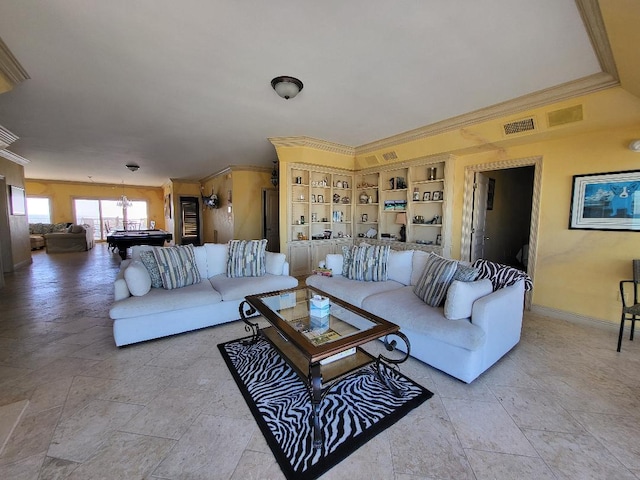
[218,336,433,480]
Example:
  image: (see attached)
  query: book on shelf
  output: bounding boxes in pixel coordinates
[320,347,357,365]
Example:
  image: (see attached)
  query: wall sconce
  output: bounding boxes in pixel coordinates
[629,140,640,152]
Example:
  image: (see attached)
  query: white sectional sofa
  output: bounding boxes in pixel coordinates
[306,249,528,383]
[110,243,298,346]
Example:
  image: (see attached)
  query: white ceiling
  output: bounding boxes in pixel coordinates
[0,0,601,186]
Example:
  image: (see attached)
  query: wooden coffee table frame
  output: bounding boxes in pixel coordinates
[239,285,410,448]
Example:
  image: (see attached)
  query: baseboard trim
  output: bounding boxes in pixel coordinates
[530,304,618,333]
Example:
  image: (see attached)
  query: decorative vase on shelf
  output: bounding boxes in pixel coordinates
[359,192,369,204]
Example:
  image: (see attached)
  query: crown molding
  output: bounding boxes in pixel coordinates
[0,37,29,86]
[269,136,355,156]
[0,124,19,149]
[0,149,29,165]
[575,0,619,79]
[355,72,618,155]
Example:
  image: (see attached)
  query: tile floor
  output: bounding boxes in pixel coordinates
[0,244,639,479]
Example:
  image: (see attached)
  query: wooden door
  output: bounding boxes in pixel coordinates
[470,172,489,262]
[263,189,279,252]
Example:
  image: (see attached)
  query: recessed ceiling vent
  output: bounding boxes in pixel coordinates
[502,117,536,136]
[364,155,378,166]
[382,151,398,161]
[547,105,583,127]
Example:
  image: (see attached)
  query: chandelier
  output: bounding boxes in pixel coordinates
[117,182,132,209]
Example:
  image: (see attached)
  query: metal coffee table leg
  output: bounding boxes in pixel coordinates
[239,300,260,345]
[375,332,411,396]
[309,363,323,448]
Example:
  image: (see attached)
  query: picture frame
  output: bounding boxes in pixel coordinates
[487,178,496,210]
[432,191,443,201]
[164,194,172,219]
[422,191,431,201]
[9,185,26,215]
[569,170,640,231]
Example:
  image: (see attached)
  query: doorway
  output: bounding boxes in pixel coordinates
[263,188,279,252]
[461,156,542,308]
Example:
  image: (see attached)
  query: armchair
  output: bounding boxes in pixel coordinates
[618,259,640,352]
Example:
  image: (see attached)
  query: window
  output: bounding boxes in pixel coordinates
[74,198,148,240]
[26,197,51,223]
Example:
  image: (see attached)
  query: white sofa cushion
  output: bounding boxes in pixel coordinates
[444,279,493,320]
[388,250,413,285]
[362,286,486,351]
[306,274,403,308]
[205,243,228,277]
[192,245,208,279]
[410,250,431,286]
[265,251,286,275]
[208,273,298,301]
[325,254,344,274]
[124,261,152,296]
[110,281,222,320]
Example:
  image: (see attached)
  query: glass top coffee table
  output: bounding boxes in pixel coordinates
[239,285,410,448]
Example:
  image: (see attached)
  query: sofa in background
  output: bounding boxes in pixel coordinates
[110,242,298,346]
[306,247,530,383]
[29,222,69,250]
[44,224,95,253]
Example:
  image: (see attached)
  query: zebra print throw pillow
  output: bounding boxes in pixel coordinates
[413,253,458,307]
[471,259,533,291]
[227,239,268,278]
[342,244,390,281]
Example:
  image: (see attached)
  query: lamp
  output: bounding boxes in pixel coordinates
[271,76,303,99]
[125,163,140,172]
[270,160,279,186]
[629,140,640,152]
[395,212,407,242]
[116,182,132,209]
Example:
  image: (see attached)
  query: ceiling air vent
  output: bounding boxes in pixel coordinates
[503,117,536,136]
[547,105,583,127]
[382,151,398,161]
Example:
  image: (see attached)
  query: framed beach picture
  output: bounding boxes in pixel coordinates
[9,185,26,215]
[569,170,640,231]
[422,191,431,201]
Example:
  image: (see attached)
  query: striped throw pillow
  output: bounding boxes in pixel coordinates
[343,244,390,282]
[227,239,268,278]
[139,250,163,288]
[413,253,458,307]
[152,244,201,290]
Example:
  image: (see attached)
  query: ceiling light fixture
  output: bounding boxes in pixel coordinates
[116,181,132,209]
[629,140,640,152]
[126,163,140,172]
[271,76,303,100]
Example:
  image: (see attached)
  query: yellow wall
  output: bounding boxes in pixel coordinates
[273,87,640,326]
[201,172,233,244]
[25,179,165,230]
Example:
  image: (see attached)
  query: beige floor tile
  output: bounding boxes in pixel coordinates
[229,449,285,480]
[0,400,29,456]
[0,406,62,466]
[200,377,253,420]
[464,449,556,480]
[524,428,637,479]
[66,431,175,480]
[38,455,81,479]
[491,385,586,433]
[570,410,640,470]
[48,399,144,462]
[153,413,256,479]
[120,387,212,439]
[97,365,182,405]
[0,452,45,480]
[443,398,538,456]
[388,398,475,479]
[58,376,117,422]
[320,432,395,480]
[169,356,234,391]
